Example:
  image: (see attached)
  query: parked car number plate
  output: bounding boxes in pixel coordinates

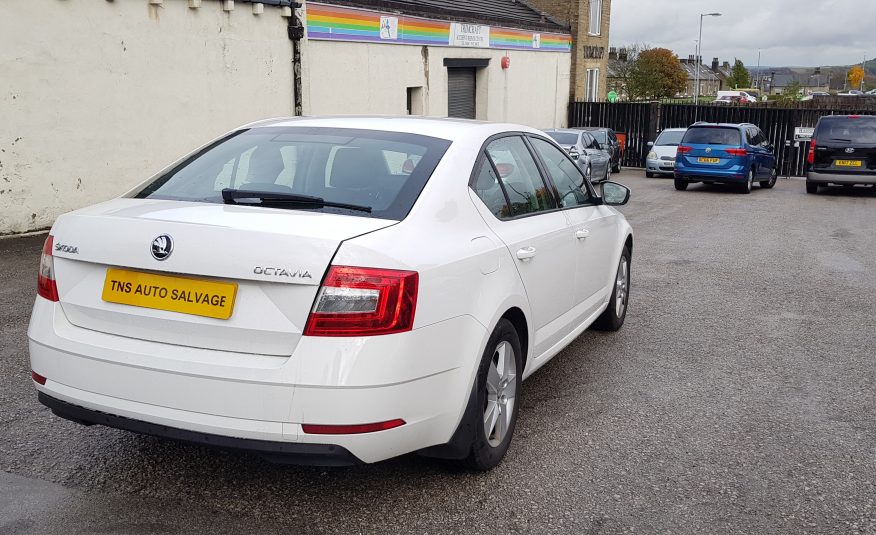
[835,160,863,167]
[698,157,721,164]
[102,268,237,320]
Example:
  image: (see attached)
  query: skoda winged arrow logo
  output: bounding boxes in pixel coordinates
[151,234,174,261]
[845,147,856,154]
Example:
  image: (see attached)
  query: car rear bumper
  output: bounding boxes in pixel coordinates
[28,298,486,464]
[675,166,747,183]
[807,170,876,185]
[38,392,361,465]
[646,158,675,174]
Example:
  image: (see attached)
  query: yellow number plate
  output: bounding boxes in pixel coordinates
[835,160,863,167]
[102,268,237,320]
[698,157,721,164]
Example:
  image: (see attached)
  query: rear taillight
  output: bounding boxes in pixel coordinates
[31,371,47,385]
[724,148,748,156]
[301,419,406,435]
[807,138,816,164]
[677,145,693,154]
[303,266,418,337]
[37,235,59,302]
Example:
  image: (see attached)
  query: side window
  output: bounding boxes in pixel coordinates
[485,136,555,217]
[470,158,509,219]
[529,138,592,208]
[757,129,769,147]
[746,128,758,146]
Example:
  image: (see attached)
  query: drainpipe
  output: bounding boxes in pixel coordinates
[287,2,305,116]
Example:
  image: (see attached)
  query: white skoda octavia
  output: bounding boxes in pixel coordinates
[29,117,633,470]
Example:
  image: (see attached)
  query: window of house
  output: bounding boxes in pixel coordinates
[586,69,600,102]
[589,0,602,36]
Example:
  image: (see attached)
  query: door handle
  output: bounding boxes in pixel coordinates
[575,229,591,239]
[516,247,537,261]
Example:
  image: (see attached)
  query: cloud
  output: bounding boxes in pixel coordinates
[609,0,875,67]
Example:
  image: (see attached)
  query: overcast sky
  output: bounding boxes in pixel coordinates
[609,0,875,68]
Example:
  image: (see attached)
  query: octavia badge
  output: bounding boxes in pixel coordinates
[151,234,174,261]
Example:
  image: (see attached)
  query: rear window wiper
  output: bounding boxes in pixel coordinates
[221,189,372,213]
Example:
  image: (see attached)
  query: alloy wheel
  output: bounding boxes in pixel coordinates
[484,340,517,447]
[615,257,629,317]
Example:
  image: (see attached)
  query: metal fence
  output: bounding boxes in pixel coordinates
[568,101,876,176]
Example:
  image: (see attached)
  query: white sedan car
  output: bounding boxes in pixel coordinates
[30,117,633,470]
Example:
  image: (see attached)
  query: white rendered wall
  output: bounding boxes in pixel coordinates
[0,0,295,234]
[302,40,570,129]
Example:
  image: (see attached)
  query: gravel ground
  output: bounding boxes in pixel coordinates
[1,172,874,534]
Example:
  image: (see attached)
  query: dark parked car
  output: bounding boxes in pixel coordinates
[806,114,876,193]
[574,127,623,173]
[673,122,777,194]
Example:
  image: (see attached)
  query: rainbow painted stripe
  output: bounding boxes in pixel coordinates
[306,3,570,52]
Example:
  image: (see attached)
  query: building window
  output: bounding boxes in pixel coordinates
[586,68,600,101]
[588,0,602,36]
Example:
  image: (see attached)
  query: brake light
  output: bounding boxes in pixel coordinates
[303,266,418,337]
[677,145,693,154]
[301,419,406,435]
[37,235,59,302]
[848,115,860,119]
[725,148,748,156]
[808,138,816,164]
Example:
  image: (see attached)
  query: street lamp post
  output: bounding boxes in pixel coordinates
[695,12,722,107]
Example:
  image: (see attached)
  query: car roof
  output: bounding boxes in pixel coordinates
[242,115,545,142]
[542,128,582,134]
[573,126,611,132]
[659,128,688,132]
[690,122,756,129]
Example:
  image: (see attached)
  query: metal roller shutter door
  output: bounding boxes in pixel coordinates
[447,67,476,119]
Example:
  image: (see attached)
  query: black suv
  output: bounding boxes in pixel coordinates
[575,127,623,173]
[807,115,876,193]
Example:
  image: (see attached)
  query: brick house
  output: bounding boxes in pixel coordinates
[526,0,612,101]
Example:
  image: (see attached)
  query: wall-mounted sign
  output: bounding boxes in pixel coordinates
[306,3,571,53]
[450,23,490,48]
[379,16,398,40]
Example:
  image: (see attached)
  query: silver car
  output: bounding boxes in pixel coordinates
[543,129,612,182]
[645,128,687,178]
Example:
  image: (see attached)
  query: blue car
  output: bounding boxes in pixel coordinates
[674,123,777,193]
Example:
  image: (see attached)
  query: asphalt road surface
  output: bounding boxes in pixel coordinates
[2,172,874,534]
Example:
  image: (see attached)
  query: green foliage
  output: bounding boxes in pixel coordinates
[778,80,803,102]
[626,48,688,100]
[726,59,750,89]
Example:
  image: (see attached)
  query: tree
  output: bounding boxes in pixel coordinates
[847,65,865,90]
[726,59,751,89]
[778,80,803,103]
[626,48,688,100]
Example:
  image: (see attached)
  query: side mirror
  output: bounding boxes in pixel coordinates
[647,141,654,147]
[600,181,630,206]
[569,147,580,160]
[767,144,775,153]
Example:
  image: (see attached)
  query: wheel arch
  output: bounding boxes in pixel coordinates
[499,307,529,373]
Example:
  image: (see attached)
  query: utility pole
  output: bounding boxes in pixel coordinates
[756,50,761,93]
[694,13,722,107]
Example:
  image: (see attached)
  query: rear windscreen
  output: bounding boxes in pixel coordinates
[135,127,451,220]
[682,127,742,146]
[546,132,580,145]
[815,116,876,143]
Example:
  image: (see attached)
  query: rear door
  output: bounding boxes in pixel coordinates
[470,135,577,356]
[812,116,876,176]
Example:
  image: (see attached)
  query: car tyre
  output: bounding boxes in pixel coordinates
[674,179,688,191]
[760,167,777,189]
[593,246,631,332]
[806,181,818,194]
[646,171,655,178]
[740,169,753,194]
[461,318,523,471]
